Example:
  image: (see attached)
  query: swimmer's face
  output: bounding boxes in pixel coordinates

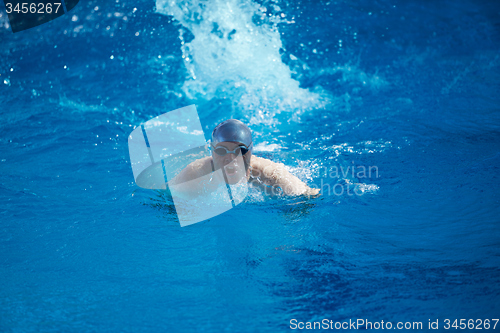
[212,141,251,184]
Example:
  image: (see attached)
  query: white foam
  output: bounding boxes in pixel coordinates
[156,0,326,118]
[0,12,10,30]
[319,65,388,90]
[253,142,282,152]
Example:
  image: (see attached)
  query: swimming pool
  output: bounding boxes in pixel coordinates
[1,0,499,331]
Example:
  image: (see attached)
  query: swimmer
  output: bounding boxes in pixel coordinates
[169,119,320,197]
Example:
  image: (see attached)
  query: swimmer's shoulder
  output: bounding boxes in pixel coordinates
[250,155,320,197]
[250,155,284,176]
[171,156,213,184]
[250,155,271,168]
[189,155,213,175]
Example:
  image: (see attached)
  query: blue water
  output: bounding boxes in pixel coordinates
[1,0,500,331]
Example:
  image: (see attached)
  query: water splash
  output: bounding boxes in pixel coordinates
[156,0,326,121]
[0,12,10,30]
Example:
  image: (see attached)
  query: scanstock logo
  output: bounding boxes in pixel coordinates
[128,105,248,227]
[3,0,79,33]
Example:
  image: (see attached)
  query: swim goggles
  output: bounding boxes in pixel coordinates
[211,144,251,156]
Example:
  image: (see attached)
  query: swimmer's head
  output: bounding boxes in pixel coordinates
[211,119,253,150]
[211,119,253,183]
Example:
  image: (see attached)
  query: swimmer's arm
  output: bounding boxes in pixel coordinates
[251,156,320,197]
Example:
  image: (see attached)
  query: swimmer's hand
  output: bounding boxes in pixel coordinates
[304,187,321,198]
[250,156,320,197]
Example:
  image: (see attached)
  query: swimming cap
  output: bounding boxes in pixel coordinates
[211,119,253,150]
